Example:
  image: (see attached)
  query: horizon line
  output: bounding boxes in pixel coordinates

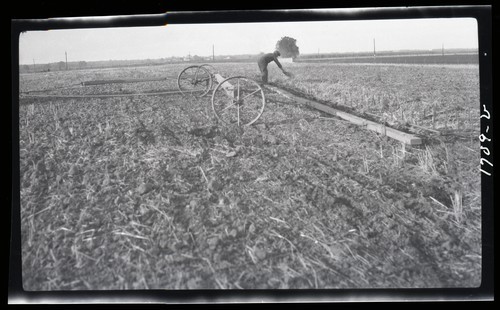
[20,47,479,66]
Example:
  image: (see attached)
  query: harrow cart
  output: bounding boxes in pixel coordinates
[177,64,266,126]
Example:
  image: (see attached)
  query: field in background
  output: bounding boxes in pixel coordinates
[18,62,481,290]
[19,48,478,73]
[295,53,478,65]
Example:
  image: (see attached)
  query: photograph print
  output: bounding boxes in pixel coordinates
[15,10,485,292]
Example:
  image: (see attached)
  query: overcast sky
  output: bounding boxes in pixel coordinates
[18,17,478,64]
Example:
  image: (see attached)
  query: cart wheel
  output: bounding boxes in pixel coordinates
[199,64,217,75]
[177,65,213,97]
[211,76,265,126]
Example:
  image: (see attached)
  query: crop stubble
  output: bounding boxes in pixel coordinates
[19,62,481,290]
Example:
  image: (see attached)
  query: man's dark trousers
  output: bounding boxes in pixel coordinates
[258,60,268,84]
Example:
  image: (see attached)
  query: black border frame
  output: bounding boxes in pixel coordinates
[9,4,494,304]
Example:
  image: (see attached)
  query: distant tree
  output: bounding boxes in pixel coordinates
[57,61,65,70]
[276,36,300,59]
[79,61,87,69]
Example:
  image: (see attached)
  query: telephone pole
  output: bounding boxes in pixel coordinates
[65,51,68,70]
[373,38,376,57]
[212,44,215,62]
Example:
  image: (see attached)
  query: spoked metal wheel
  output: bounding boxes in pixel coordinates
[177,65,213,97]
[211,76,266,126]
[199,64,217,75]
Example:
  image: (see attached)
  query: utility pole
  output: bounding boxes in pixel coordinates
[65,51,68,70]
[373,38,376,57]
[212,44,215,62]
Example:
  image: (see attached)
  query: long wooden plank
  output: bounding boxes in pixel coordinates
[19,89,189,99]
[268,86,422,145]
[82,77,171,86]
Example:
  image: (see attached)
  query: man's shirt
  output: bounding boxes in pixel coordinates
[258,53,283,69]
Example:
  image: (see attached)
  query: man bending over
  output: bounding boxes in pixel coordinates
[257,50,291,84]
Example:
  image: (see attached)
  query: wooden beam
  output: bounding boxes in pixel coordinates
[19,89,187,99]
[267,86,422,145]
[82,77,171,86]
[214,73,235,98]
